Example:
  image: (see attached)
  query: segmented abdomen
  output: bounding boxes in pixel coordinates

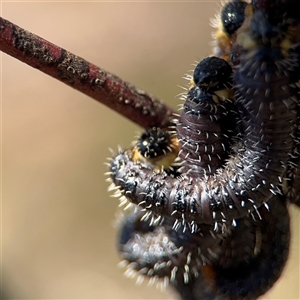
[176,91,236,177]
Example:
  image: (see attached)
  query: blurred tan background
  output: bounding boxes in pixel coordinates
[1,1,299,299]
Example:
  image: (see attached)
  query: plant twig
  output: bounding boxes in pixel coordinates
[0,16,176,129]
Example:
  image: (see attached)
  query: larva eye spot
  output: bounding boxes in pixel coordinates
[221,0,248,36]
[192,57,233,94]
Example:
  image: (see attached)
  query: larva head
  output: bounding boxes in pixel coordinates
[134,127,179,169]
[193,57,233,94]
[221,0,248,36]
[212,0,248,61]
[137,127,172,159]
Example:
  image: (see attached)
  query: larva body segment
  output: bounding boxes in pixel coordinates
[171,195,290,300]
[118,210,186,281]
[119,196,290,299]
[177,57,237,178]
[110,8,299,225]
[118,209,231,285]
[176,96,233,177]
[284,123,300,207]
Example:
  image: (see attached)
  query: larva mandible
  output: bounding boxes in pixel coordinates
[110,3,299,227]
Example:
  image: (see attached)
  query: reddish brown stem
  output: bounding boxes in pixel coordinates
[0,16,176,129]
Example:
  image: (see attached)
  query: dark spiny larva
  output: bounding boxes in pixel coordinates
[212,0,248,61]
[212,196,290,299]
[110,6,299,226]
[115,57,237,285]
[107,0,299,299]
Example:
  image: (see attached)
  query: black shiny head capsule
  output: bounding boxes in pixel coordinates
[137,127,172,159]
[221,0,247,36]
[193,56,233,93]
